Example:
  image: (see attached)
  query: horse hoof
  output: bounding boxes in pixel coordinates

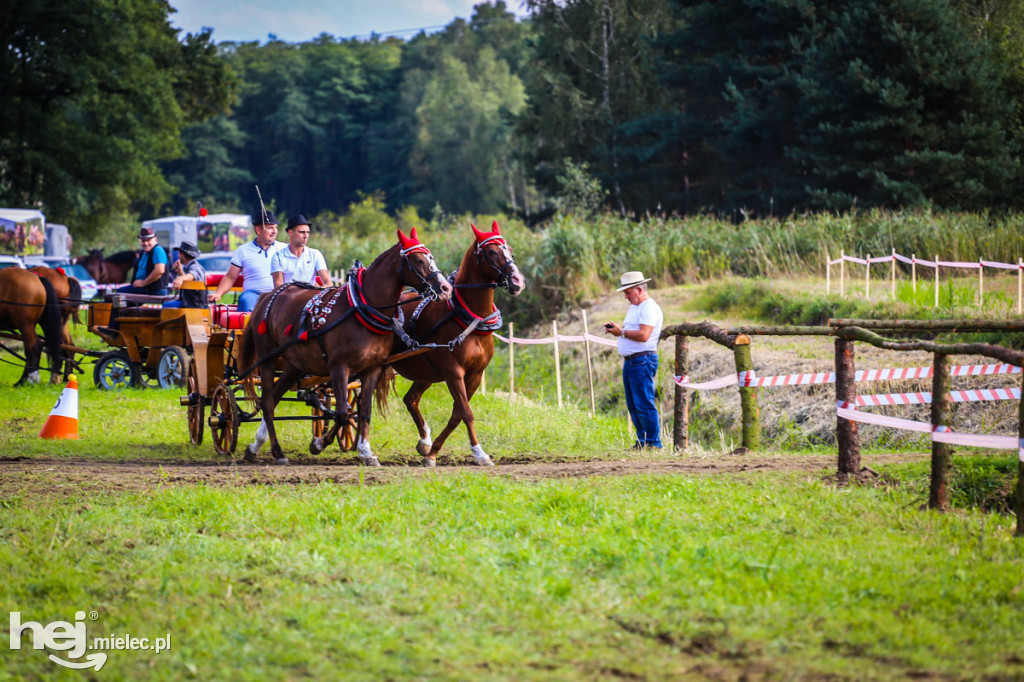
[415,439,433,457]
[273,457,289,466]
[422,456,436,468]
[309,437,324,455]
[474,454,495,467]
[359,455,381,467]
[243,446,258,463]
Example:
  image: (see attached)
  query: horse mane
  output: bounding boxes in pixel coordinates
[107,250,139,266]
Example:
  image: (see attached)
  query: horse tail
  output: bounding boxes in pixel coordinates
[37,276,64,371]
[373,366,396,416]
[66,277,83,325]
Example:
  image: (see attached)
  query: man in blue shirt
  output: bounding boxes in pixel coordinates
[207,211,287,312]
[118,227,169,295]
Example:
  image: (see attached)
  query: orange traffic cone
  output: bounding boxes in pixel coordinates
[39,375,79,440]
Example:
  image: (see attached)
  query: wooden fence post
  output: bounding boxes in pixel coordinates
[835,336,861,481]
[934,255,940,308]
[1018,258,1023,316]
[978,260,984,310]
[673,335,689,451]
[581,309,596,415]
[840,250,845,296]
[929,352,952,511]
[865,254,871,300]
[912,254,917,293]
[552,320,562,408]
[508,322,515,403]
[733,334,760,450]
[1016,368,1024,537]
[891,248,896,299]
[826,250,831,295]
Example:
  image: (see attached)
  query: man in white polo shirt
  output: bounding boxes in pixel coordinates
[207,210,287,312]
[271,214,333,287]
[604,270,664,449]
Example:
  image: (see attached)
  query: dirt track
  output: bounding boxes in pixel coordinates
[0,452,929,497]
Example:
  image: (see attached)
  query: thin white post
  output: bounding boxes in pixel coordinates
[508,322,515,402]
[912,254,917,293]
[934,255,940,308]
[840,250,845,296]
[552,320,562,409]
[978,259,984,309]
[1018,258,1022,315]
[826,249,831,295]
[890,248,896,299]
[865,254,871,300]
[581,308,596,415]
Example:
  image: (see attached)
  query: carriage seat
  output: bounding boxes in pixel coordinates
[115,306,164,319]
[206,273,244,288]
[212,304,250,330]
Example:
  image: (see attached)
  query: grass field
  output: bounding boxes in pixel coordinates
[2,278,1024,680]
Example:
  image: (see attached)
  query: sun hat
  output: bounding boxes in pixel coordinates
[178,241,200,259]
[286,214,311,231]
[616,271,652,292]
[138,227,157,241]
[252,210,278,226]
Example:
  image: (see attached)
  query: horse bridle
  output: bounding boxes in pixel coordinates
[399,245,446,301]
[475,237,518,292]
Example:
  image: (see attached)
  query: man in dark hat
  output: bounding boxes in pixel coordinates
[118,226,170,295]
[163,241,208,309]
[271,214,333,287]
[208,210,286,312]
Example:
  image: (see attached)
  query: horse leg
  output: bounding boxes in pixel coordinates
[310,365,350,455]
[353,366,383,466]
[425,370,493,467]
[15,328,41,387]
[246,364,301,465]
[402,380,435,458]
[460,370,493,466]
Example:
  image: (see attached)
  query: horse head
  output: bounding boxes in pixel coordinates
[397,228,452,302]
[75,249,105,283]
[471,221,525,295]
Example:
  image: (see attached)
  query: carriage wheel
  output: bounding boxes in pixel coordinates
[209,383,240,456]
[339,385,360,451]
[93,350,141,390]
[186,362,205,446]
[311,386,334,440]
[157,345,190,389]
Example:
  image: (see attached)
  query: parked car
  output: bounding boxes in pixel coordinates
[194,252,233,279]
[0,254,25,269]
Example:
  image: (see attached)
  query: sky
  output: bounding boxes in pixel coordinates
[169,0,530,44]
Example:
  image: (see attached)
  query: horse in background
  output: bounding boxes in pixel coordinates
[391,221,525,467]
[30,266,84,379]
[74,249,137,284]
[237,228,453,466]
[0,268,66,385]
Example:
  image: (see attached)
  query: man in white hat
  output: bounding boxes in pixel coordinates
[604,271,664,449]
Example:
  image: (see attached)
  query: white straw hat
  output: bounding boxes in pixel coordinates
[616,271,652,292]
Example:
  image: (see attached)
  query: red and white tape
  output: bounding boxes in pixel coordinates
[855,387,1020,407]
[834,251,1024,270]
[835,404,1023,456]
[494,332,618,348]
[673,363,1019,391]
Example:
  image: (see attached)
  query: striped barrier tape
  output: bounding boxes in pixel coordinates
[835,404,1022,455]
[855,387,1020,407]
[494,332,618,348]
[830,251,1024,270]
[673,363,1020,391]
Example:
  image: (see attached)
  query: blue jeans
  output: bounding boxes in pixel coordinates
[237,290,263,312]
[623,353,662,448]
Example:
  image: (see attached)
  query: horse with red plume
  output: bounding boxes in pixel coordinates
[237,228,453,465]
[391,221,525,466]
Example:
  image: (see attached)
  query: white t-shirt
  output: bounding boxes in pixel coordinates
[617,297,663,357]
[231,239,287,294]
[271,246,328,285]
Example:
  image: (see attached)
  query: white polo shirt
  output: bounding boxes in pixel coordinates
[231,239,287,294]
[271,246,328,285]
[617,298,663,357]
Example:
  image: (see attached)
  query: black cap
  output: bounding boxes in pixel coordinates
[178,241,200,259]
[253,210,278,226]
[287,214,311,231]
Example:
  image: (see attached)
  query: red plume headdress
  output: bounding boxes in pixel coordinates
[397,227,430,255]
[471,220,506,249]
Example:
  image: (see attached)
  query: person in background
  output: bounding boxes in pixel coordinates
[163,241,208,309]
[208,210,286,312]
[604,271,664,449]
[271,214,333,287]
[118,227,169,295]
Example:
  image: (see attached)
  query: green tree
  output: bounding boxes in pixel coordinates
[0,0,234,231]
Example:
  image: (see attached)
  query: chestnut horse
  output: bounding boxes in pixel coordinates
[391,221,525,466]
[74,249,137,284]
[0,268,66,385]
[29,266,84,379]
[237,229,453,466]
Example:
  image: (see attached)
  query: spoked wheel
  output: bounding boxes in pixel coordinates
[311,386,333,440]
[93,350,141,390]
[185,362,204,446]
[339,384,360,452]
[158,345,190,389]
[209,382,240,456]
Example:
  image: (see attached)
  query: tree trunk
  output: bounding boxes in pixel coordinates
[835,337,861,481]
[929,352,952,511]
[673,335,689,451]
[733,335,760,450]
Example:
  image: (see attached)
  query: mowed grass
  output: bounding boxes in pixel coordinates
[2,474,1023,680]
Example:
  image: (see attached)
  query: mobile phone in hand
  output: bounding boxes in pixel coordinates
[604,322,614,329]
